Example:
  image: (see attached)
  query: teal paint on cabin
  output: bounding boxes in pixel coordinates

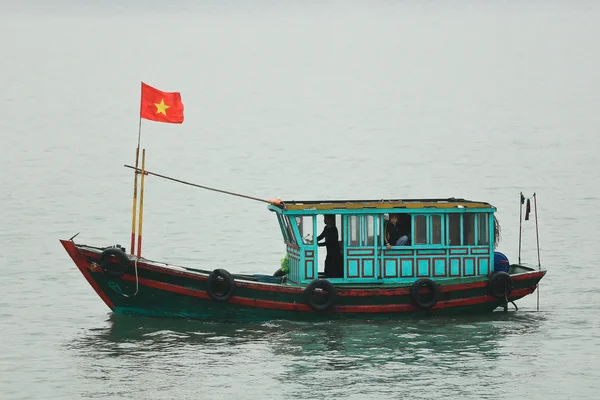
[479,258,490,275]
[417,259,430,277]
[267,200,497,286]
[464,258,475,276]
[348,259,359,278]
[417,249,446,255]
[401,260,413,277]
[386,249,413,256]
[434,259,446,276]
[348,250,376,256]
[363,259,375,278]
[450,259,461,276]
[383,260,395,278]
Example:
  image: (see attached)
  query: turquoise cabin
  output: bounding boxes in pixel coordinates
[268,198,498,285]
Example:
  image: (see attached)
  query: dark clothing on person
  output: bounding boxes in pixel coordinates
[386,220,410,246]
[317,225,343,278]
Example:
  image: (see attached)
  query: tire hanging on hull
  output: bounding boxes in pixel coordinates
[99,247,129,278]
[410,278,441,309]
[488,271,513,299]
[304,279,337,312]
[206,269,237,301]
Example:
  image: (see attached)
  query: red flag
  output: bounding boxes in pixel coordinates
[140,82,184,124]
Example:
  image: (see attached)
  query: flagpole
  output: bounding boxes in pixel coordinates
[137,83,143,149]
[130,82,143,255]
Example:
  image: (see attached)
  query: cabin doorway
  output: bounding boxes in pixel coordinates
[314,214,344,278]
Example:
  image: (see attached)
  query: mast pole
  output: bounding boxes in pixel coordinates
[130,82,143,255]
[137,149,146,258]
[534,193,541,311]
[518,192,523,264]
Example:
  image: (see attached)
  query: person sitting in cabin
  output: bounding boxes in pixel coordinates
[317,215,343,278]
[385,213,410,249]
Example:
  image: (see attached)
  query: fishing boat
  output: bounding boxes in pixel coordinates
[60,171,546,322]
[60,82,546,322]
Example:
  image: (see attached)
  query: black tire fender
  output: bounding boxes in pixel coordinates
[99,248,130,278]
[410,278,440,309]
[488,271,513,299]
[305,279,337,312]
[206,269,236,301]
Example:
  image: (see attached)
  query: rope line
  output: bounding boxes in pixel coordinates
[124,164,283,206]
[133,257,139,297]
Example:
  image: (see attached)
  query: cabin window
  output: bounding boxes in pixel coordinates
[411,214,443,245]
[348,216,360,246]
[431,215,442,244]
[296,216,302,237]
[296,216,315,244]
[463,214,475,245]
[380,215,387,246]
[363,215,375,246]
[286,216,298,245]
[276,214,290,243]
[478,213,490,245]
[414,215,428,244]
[447,214,461,246]
[446,213,490,246]
[347,215,376,247]
[315,214,343,250]
[278,215,297,246]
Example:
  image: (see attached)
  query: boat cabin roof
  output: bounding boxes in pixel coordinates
[268,197,495,214]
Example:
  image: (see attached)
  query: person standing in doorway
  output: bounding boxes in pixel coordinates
[317,215,343,278]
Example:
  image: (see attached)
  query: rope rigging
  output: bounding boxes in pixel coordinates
[124,164,285,207]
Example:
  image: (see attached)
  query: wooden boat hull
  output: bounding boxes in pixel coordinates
[61,240,546,322]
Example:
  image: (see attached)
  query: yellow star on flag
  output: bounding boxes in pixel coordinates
[154,99,170,116]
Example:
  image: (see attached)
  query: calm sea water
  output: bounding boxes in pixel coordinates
[1,1,599,399]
